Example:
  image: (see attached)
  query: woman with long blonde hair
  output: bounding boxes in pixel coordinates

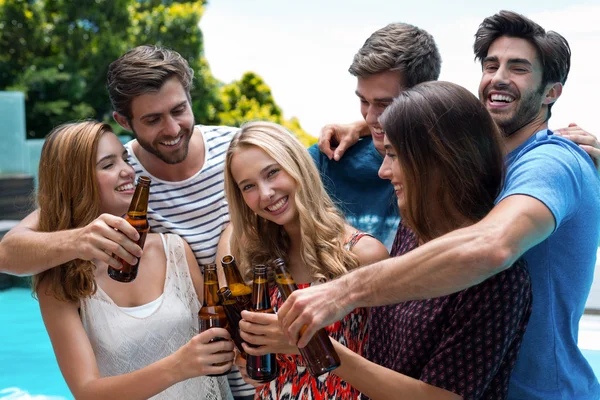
[33,120,234,400]
[223,121,388,399]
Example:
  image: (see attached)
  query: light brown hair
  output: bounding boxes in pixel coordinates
[349,22,442,88]
[32,121,112,302]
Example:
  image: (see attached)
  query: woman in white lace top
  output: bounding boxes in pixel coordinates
[31,121,234,400]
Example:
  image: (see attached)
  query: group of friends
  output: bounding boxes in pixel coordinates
[1,9,600,400]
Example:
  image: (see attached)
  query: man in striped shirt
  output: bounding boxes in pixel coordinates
[0,45,254,399]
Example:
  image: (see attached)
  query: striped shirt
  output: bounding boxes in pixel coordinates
[125,125,255,399]
[125,125,234,266]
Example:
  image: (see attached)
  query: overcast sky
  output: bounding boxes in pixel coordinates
[201,0,600,137]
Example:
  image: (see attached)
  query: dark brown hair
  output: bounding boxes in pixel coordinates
[107,45,194,119]
[380,81,505,242]
[473,10,571,119]
[349,22,442,88]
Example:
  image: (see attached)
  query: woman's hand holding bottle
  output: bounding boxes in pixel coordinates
[171,328,234,380]
[239,310,300,356]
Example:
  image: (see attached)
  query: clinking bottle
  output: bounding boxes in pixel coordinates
[271,258,341,377]
[198,263,231,377]
[108,176,151,283]
[246,265,279,383]
[217,287,248,359]
[221,255,252,309]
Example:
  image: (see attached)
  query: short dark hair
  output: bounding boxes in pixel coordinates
[474,10,571,118]
[349,23,442,88]
[379,81,505,242]
[107,45,194,119]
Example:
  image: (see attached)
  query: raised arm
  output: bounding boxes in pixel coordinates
[38,280,233,400]
[318,120,369,161]
[0,210,142,276]
[279,194,554,347]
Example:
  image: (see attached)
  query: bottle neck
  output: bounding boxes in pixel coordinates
[251,270,271,311]
[203,268,220,306]
[223,263,244,285]
[128,181,150,215]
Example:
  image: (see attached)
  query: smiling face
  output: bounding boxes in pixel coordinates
[229,145,299,230]
[478,36,547,137]
[122,76,195,164]
[378,135,406,210]
[356,70,404,156]
[96,132,136,216]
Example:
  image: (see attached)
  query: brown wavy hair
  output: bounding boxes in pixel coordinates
[107,45,194,119]
[224,121,359,282]
[32,121,112,302]
[349,22,442,88]
[379,81,505,243]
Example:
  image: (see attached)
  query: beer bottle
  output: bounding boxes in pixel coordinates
[221,255,252,308]
[246,265,279,383]
[108,176,151,283]
[218,287,247,359]
[272,258,341,377]
[199,264,231,377]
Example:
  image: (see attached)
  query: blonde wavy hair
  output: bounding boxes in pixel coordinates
[32,121,112,302]
[224,121,359,282]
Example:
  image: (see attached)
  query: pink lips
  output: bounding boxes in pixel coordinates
[265,196,289,216]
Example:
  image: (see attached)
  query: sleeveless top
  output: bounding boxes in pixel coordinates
[255,231,372,400]
[79,234,232,400]
[126,126,254,398]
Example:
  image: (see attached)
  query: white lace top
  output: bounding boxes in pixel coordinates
[80,233,233,400]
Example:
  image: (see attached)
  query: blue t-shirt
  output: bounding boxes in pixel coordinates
[309,137,400,249]
[498,130,600,400]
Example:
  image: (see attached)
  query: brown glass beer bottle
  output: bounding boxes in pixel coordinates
[108,176,151,283]
[218,287,248,359]
[221,255,252,308]
[198,263,231,377]
[272,258,341,377]
[246,265,279,383]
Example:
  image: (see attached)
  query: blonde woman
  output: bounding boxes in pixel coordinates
[33,121,234,400]
[223,121,388,399]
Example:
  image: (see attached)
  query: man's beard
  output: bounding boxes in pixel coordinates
[493,84,546,138]
[132,123,194,165]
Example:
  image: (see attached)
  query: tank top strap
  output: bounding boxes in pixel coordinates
[344,230,373,251]
[158,232,168,256]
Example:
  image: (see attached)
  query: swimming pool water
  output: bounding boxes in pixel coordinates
[1,287,599,399]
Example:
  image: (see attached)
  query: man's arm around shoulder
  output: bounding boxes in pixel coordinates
[279,194,556,347]
[350,194,555,305]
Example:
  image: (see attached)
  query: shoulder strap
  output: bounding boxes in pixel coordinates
[344,230,374,251]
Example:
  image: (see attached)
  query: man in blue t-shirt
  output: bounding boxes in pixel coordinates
[278,11,600,400]
[308,23,442,248]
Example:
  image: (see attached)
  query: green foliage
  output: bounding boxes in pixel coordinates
[0,0,314,147]
[215,72,317,147]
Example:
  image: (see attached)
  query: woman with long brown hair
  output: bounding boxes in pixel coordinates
[327,81,533,399]
[33,121,234,400]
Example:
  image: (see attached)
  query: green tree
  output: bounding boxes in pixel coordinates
[0,0,314,146]
[215,72,317,147]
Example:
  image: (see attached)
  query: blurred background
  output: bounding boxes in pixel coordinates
[1,1,598,398]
